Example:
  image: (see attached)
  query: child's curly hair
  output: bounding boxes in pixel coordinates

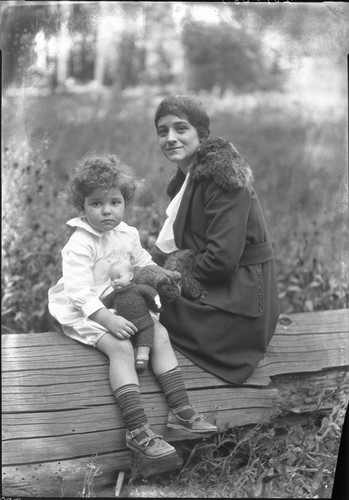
[68,153,141,211]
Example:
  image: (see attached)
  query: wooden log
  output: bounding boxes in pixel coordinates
[2,309,348,497]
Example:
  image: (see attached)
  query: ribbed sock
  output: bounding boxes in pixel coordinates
[157,366,195,419]
[114,384,148,431]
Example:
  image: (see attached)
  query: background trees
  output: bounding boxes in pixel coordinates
[1,2,347,94]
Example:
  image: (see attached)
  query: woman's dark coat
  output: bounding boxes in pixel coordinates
[159,137,280,385]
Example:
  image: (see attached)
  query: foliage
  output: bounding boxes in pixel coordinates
[181,19,284,94]
[2,3,348,94]
[276,225,348,314]
[2,142,72,333]
[1,2,288,94]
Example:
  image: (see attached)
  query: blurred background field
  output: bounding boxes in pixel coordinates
[1,1,348,335]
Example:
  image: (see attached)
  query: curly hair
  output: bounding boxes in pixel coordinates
[68,154,140,211]
[109,258,133,277]
[154,95,210,140]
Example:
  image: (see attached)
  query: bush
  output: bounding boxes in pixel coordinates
[2,142,72,333]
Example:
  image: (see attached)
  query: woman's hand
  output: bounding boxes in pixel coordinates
[89,308,138,340]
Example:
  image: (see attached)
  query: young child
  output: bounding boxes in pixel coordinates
[48,153,217,461]
[103,259,161,373]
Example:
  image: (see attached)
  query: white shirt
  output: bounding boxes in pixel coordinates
[156,172,191,253]
[49,217,154,321]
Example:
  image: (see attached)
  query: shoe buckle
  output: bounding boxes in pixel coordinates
[128,427,140,438]
[143,436,151,446]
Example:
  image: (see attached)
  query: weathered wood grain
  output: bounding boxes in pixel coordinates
[2,309,348,497]
[2,451,134,498]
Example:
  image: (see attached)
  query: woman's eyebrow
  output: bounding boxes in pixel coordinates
[158,120,187,129]
[174,120,189,127]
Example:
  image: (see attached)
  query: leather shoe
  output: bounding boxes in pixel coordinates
[167,405,217,433]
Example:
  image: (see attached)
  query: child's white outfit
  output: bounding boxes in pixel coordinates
[48,216,155,347]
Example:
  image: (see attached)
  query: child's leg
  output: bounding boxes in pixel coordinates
[151,319,217,433]
[135,326,154,373]
[97,332,138,390]
[149,319,178,375]
[96,332,176,458]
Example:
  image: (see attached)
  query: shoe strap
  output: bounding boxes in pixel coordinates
[137,433,163,447]
[128,424,163,441]
[172,404,195,415]
[172,405,203,423]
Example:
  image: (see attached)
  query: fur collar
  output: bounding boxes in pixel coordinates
[166,136,253,198]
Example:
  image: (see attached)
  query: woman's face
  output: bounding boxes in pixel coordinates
[157,114,201,169]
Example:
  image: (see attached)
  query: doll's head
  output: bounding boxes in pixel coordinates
[109,260,134,290]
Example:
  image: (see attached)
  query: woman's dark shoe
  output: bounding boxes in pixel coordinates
[167,404,218,433]
[126,423,176,458]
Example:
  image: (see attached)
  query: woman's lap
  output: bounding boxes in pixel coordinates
[160,297,274,385]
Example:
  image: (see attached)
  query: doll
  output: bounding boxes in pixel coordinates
[102,260,161,373]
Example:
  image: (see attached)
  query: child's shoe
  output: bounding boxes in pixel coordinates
[126,423,176,458]
[167,404,217,433]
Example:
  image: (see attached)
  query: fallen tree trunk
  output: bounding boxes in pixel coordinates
[2,309,348,497]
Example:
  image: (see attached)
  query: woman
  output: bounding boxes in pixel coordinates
[154,95,280,385]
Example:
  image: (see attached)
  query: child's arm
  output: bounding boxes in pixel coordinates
[89,307,138,340]
[130,227,156,267]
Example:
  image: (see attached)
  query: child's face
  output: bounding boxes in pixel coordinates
[109,265,133,290]
[84,187,125,233]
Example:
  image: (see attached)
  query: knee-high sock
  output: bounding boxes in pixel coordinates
[157,366,190,410]
[114,384,147,431]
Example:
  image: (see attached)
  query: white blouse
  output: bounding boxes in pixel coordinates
[156,172,191,253]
